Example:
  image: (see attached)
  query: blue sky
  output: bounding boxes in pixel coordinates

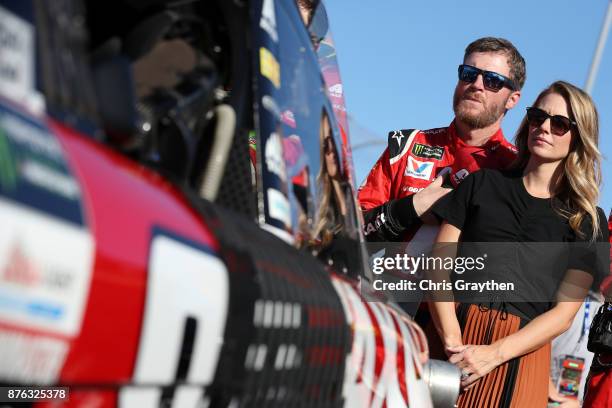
[326,0,612,215]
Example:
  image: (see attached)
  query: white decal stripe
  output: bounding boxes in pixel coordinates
[390,130,419,165]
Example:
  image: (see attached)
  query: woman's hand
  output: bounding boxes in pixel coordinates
[447,343,504,388]
[443,338,465,359]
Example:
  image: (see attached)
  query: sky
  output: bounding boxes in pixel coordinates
[326,0,612,216]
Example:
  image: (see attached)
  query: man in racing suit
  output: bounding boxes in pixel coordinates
[359,37,526,244]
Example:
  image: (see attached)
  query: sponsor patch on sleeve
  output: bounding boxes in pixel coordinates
[411,143,444,160]
[404,156,434,181]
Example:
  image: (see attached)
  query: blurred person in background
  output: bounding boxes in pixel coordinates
[548,285,604,405]
[429,81,609,407]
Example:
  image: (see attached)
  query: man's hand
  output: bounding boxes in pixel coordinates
[413,170,452,219]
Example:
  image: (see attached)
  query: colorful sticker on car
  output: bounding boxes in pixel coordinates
[0,199,95,337]
[0,103,85,225]
[331,277,433,408]
[267,188,291,227]
[259,0,278,42]
[0,6,45,114]
[265,131,287,182]
[0,329,69,384]
[260,47,281,89]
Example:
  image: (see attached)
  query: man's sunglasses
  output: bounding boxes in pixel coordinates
[458,64,517,92]
[526,107,576,136]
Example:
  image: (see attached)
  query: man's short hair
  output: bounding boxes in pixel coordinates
[464,37,526,91]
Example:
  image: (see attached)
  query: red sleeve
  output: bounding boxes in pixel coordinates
[357,148,395,211]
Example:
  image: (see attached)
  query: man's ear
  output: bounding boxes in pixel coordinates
[505,90,521,110]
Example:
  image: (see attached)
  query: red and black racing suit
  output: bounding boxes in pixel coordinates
[358,121,518,242]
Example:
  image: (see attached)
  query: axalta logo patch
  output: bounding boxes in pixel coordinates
[412,143,444,160]
[405,157,433,180]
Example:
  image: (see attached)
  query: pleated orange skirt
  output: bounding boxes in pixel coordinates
[455,303,550,408]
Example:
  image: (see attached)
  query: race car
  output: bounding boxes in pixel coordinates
[0,0,460,406]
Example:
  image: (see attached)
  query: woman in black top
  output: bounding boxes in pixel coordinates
[429,81,610,408]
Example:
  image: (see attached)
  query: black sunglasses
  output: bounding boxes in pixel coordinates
[526,107,576,136]
[458,64,517,92]
[323,136,336,154]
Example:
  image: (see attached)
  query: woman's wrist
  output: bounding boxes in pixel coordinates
[491,339,508,365]
[443,333,463,348]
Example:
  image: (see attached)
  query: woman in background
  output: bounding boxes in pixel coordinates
[429,81,609,407]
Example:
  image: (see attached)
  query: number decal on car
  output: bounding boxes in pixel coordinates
[120,234,229,407]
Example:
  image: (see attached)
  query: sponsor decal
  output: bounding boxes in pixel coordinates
[333,102,347,113]
[404,157,433,181]
[401,186,424,194]
[259,0,278,42]
[411,143,444,160]
[267,188,291,227]
[20,159,80,200]
[260,47,280,88]
[1,113,63,162]
[264,132,287,182]
[0,125,17,191]
[0,6,44,113]
[452,168,470,185]
[0,199,94,336]
[422,128,445,135]
[248,131,257,151]
[0,105,84,225]
[331,278,432,408]
[0,330,68,384]
[390,130,404,147]
[281,109,296,128]
[328,83,343,98]
[121,234,228,405]
[261,95,281,119]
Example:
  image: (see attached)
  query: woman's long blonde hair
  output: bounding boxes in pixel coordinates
[313,111,342,247]
[513,81,602,240]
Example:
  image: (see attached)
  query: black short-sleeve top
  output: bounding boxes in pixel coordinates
[432,168,610,321]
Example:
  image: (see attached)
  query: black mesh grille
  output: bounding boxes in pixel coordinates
[183,192,350,407]
[215,128,258,220]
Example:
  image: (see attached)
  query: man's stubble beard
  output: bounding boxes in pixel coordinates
[453,89,508,129]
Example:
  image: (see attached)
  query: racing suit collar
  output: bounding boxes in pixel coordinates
[448,120,506,151]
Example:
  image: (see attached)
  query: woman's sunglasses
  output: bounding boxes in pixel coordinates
[526,107,576,136]
[458,64,517,92]
[323,136,336,154]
